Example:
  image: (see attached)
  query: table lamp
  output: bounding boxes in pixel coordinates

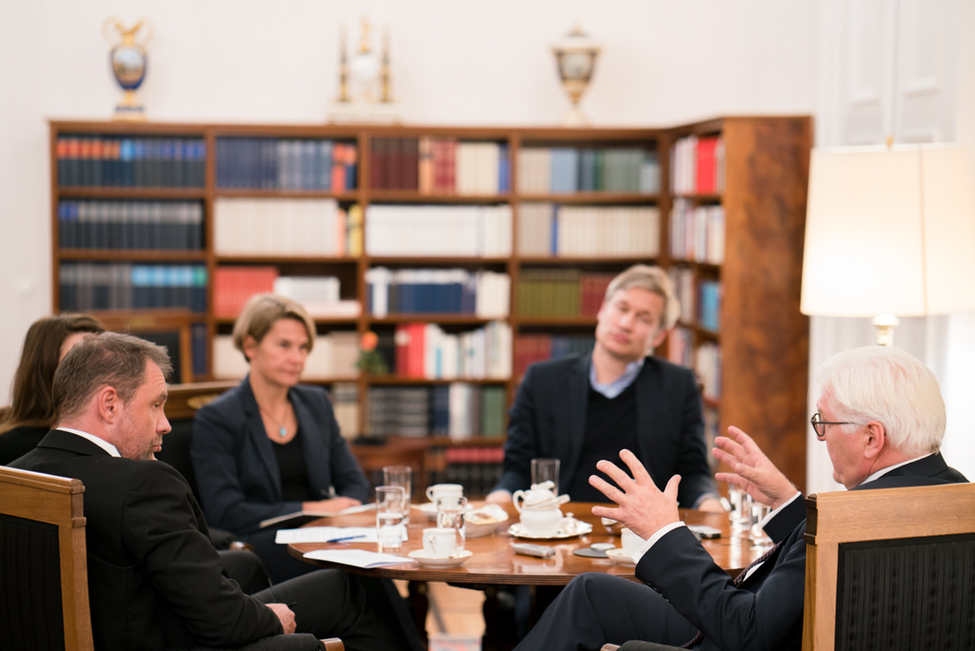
[800,144,975,345]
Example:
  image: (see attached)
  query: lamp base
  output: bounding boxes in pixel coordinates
[872,313,900,346]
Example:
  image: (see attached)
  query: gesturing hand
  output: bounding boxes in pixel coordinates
[589,449,681,540]
[713,426,798,510]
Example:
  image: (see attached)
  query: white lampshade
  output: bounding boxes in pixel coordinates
[801,144,975,318]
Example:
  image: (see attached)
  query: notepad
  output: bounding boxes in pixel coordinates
[303,549,409,569]
[259,502,377,529]
[274,526,379,545]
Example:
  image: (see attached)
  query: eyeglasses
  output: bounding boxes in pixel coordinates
[810,412,857,440]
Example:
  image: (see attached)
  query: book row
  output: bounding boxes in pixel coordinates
[215,138,358,191]
[371,138,510,195]
[669,200,725,264]
[57,200,204,251]
[390,322,512,380]
[666,330,722,400]
[365,268,509,318]
[517,147,660,194]
[213,267,360,319]
[513,334,595,379]
[214,198,362,256]
[516,270,614,318]
[366,384,506,439]
[668,268,722,332]
[671,135,725,195]
[56,135,205,188]
[427,447,505,499]
[212,332,359,380]
[365,205,512,258]
[517,203,660,257]
[58,263,207,313]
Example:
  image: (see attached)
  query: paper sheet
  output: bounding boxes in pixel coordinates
[302,549,410,568]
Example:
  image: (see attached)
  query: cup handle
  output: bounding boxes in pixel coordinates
[426,487,434,502]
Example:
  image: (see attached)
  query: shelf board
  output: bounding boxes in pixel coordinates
[364,376,509,385]
[365,256,509,265]
[367,314,502,325]
[672,193,722,203]
[57,187,206,199]
[59,249,207,262]
[516,256,658,266]
[213,188,358,200]
[515,192,659,204]
[669,259,722,272]
[366,191,511,203]
[515,316,598,327]
[214,316,359,326]
[215,255,358,264]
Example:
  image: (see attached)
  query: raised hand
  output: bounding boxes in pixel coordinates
[713,426,798,510]
[589,448,682,540]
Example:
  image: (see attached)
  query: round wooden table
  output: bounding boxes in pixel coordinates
[288,501,765,584]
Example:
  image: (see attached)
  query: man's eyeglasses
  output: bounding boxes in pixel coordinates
[810,412,857,440]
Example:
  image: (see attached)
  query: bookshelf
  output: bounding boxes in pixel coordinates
[49,117,810,493]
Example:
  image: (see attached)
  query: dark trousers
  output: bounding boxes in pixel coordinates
[513,573,697,651]
[253,569,416,651]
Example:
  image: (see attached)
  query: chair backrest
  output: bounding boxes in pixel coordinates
[0,466,93,651]
[802,483,975,651]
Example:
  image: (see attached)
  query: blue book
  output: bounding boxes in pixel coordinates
[431,385,451,435]
[191,266,207,313]
[319,141,333,190]
[498,144,510,193]
[549,148,576,193]
[550,205,560,255]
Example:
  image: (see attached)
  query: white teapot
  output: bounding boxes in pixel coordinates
[512,481,569,537]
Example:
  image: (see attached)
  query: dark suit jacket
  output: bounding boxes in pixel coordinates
[636,453,968,651]
[0,424,48,465]
[495,354,716,507]
[191,377,370,535]
[10,429,282,650]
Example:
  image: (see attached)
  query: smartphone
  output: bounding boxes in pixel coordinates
[688,524,722,539]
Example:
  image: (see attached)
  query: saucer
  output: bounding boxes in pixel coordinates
[605,548,637,567]
[408,549,473,568]
[507,518,594,540]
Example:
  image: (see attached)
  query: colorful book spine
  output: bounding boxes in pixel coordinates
[57,135,205,188]
[215,137,351,190]
[58,263,207,313]
[58,200,204,251]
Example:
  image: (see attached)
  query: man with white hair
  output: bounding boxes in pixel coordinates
[514,346,968,651]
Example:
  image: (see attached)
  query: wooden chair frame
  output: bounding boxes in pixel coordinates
[0,465,93,651]
[802,483,975,651]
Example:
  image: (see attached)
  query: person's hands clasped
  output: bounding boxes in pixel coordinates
[266,603,297,634]
[713,426,798,510]
[589,448,682,540]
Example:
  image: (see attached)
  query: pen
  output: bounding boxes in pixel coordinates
[326,534,366,543]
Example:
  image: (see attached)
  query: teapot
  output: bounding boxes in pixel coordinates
[512,481,558,513]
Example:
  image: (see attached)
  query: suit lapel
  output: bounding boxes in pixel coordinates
[561,356,590,495]
[239,376,283,501]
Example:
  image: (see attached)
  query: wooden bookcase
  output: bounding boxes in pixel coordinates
[48,117,810,492]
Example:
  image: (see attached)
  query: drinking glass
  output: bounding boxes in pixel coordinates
[728,485,751,536]
[531,458,560,489]
[435,495,468,550]
[375,485,408,551]
[383,465,412,524]
[749,500,773,549]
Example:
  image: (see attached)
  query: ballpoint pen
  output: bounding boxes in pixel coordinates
[326,534,366,543]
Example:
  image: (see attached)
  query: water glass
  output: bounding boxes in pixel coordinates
[749,501,773,549]
[375,485,408,551]
[728,486,751,535]
[436,495,468,550]
[383,465,412,524]
[531,458,560,489]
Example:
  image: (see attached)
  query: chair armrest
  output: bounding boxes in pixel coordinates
[618,642,687,651]
[321,639,344,651]
[601,646,621,651]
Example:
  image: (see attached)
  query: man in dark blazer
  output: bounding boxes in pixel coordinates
[489,264,721,511]
[12,332,415,651]
[512,346,968,651]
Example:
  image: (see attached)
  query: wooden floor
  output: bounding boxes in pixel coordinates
[396,580,486,649]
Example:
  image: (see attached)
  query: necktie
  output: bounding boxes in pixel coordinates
[680,540,782,648]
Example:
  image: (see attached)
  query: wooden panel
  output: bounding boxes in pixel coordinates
[720,117,812,490]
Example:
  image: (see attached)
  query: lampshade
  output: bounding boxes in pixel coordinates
[801,144,975,318]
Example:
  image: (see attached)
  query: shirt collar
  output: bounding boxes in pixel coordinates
[589,356,645,399]
[860,452,933,486]
[58,427,121,458]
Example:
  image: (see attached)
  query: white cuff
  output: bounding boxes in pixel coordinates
[631,521,686,564]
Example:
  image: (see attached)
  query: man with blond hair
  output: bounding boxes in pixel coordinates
[489,264,721,511]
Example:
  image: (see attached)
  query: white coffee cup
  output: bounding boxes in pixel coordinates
[426,483,463,503]
[620,527,646,556]
[423,527,457,557]
[519,508,563,537]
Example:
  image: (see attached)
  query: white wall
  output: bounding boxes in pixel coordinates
[0,0,822,402]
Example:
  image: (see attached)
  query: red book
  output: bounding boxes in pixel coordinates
[213,266,277,318]
[389,138,403,190]
[402,138,419,191]
[370,138,387,190]
[331,144,347,191]
[696,137,718,194]
[395,323,426,378]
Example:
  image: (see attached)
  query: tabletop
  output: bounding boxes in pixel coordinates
[287,502,769,586]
